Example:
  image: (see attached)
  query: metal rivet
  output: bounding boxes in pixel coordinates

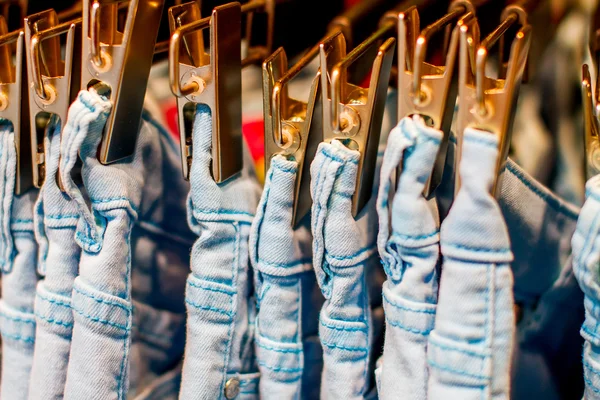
[224,378,240,399]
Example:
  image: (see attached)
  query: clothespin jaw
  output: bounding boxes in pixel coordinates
[0,17,33,194]
[456,5,532,197]
[81,0,165,165]
[320,25,396,217]
[262,32,344,226]
[24,9,82,188]
[394,4,475,198]
[582,64,600,180]
[169,2,242,183]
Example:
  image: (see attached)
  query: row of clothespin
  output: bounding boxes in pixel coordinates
[0,0,539,226]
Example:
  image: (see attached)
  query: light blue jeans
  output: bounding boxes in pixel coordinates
[573,174,600,399]
[249,155,322,399]
[428,128,514,400]
[179,104,262,400]
[375,116,442,400]
[59,90,191,399]
[0,120,39,400]
[310,139,380,399]
[28,120,81,399]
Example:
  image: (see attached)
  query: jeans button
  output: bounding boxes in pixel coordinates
[224,378,240,399]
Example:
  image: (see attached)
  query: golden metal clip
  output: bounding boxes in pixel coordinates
[582,64,600,180]
[169,0,275,183]
[24,10,82,188]
[320,24,396,217]
[262,0,399,226]
[263,32,345,226]
[81,0,165,165]
[392,1,482,198]
[456,1,533,196]
[169,1,243,183]
[0,16,33,194]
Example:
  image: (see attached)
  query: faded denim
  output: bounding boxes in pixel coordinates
[179,104,262,400]
[59,90,190,399]
[573,174,600,399]
[428,128,514,400]
[249,155,321,399]
[28,120,81,399]
[310,139,380,400]
[0,120,39,400]
[375,116,441,400]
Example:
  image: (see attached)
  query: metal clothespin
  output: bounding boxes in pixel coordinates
[581,5,600,181]
[24,9,82,188]
[320,22,396,217]
[582,65,600,180]
[390,0,481,198]
[456,0,533,197]
[262,0,395,226]
[169,0,275,182]
[81,0,165,165]
[0,16,33,194]
[263,32,345,226]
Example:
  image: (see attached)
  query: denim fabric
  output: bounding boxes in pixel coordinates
[375,116,441,400]
[310,139,380,399]
[438,130,584,399]
[0,121,39,400]
[179,104,262,400]
[428,128,514,400]
[573,175,600,399]
[28,121,80,399]
[249,155,321,399]
[58,90,190,399]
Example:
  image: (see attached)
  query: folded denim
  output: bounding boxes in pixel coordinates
[0,120,39,400]
[438,129,584,399]
[179,104,262,400]
[428,128,515,400]
[28,121,81,400]
[375,116,442,400]
[249,155,322,399]
[572,175,600,399]
[310,139,382,399]
[56,90,191,399]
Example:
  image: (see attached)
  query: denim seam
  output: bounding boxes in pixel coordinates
[386,318,431,335]
[184,300,233,319]
[258,361,302,373]
[73,286,131,313]
[444,243,511,253]
[320,319,367,333]
[257,257,313,269]
[256,341,301,354]
[505,162,579,220]
[272,163,297,174]
[583,360,600,376]
[188,280,236,295]
[430,341,487,358]
[191,207,254,218]
[0,312,35,324]
[38,293,71,308]
[428,359,488,380]
[0,331,35,343]
[325,244,377,261]
[46,214,79,220]
[584,374,600,394]
[322,148,359,165]
[12,218,34,223]
[71,305,130,331]
[382,292,436,314]
[391,230,439,240]
[35,312,74,327]
[320,339,368,353]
